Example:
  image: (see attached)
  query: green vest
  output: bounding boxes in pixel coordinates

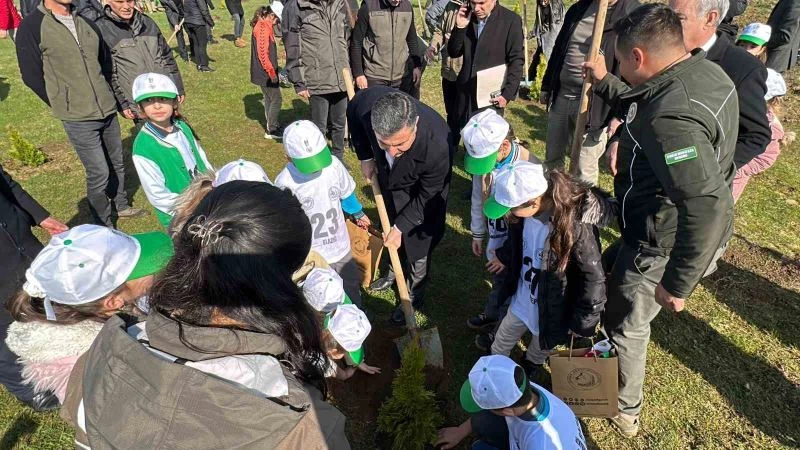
[133,120,209,227]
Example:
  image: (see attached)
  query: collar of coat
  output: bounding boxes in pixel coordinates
[103,4,144,31]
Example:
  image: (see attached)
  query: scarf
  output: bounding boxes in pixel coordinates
[254,19,277,80]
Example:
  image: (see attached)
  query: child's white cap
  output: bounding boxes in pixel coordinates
[484,161,548,219]
[765,68,787,101]
[23,225,173,321]
[326,304,371,362]
[460,355,526,413]
[302,268,349,313]
[738,23,772,47]
[462,109,510,175]
[283,120,332,174]
[270,0,284,20]
[132,73,179,104]
[213,159,272,187]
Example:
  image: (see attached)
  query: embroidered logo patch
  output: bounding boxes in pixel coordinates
[664,147,698,165]
[626,102,638,123]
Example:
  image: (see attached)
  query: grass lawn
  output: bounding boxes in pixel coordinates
[1,0,799,448]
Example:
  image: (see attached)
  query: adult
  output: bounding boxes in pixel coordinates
[425,0,463,144]
[282,0,351,161]
[583,4,737,437]
[349,0,423,95]
[225,0,245,48]
[16,0,145,226]
[62,181,351,449]
[671,0,770,170]
[347,87,454,325]
[93,0,185,123]
[447,0,524,131]
[766,0,800,73]
[717,0,747,41]
[0,164,67,411]
[540,0,640,185]
[161,0,189,61]
[527,0,565,83]
[184,0,215,71]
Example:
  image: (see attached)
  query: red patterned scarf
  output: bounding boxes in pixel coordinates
[253,19,277,80]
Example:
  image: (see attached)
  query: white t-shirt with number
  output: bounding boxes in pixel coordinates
[274,158,356,264]
[506,383,588,450]
[509,216,551,335]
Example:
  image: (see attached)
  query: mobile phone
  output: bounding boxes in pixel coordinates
[490,90,502,102]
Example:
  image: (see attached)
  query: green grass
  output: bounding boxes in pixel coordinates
[1,1,799,448]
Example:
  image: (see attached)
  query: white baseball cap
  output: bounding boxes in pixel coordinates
[302,268,350,313]
[213,159,272,187]
[23,225,174,320]
[765,68,787,101]
[484,161,548,220]
[282,120,332,174]
[462,109,510,175]
[738,23,772,47]
[460,355,527,413]
[132,72,179,104]
[270,0,284,20]
[325,304,371,364]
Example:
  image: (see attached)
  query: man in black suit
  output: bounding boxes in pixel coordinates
[347,87,454,325]
[0,164,67,410]
[447,0,524,131]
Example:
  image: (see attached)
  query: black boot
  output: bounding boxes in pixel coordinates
[369,274,395,292]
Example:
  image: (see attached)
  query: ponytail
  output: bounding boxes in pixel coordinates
[168,171,216,237]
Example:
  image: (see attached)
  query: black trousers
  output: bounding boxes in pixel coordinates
[186,23,210,67]
[309,92,347,161]
[166,16,188,59]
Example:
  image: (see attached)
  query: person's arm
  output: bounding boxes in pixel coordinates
[425,0,447,38]
[282,1,307,93]
[435,419,473,450]
[393,141,451,233]
[591,73,631,115]
[133,155,180,217]
[337,163,366,218]
[447,20,466,58]
[406,6,422,68]
[2,165,50,225]
[470,175,488,240]
[732,65,771,167]
[349,2,370,77]
[197,0,214,27]
[642,112,734,299]
[15,16,50,106]
[500,13,524,101]
[347,96,375,161]
[567,223,606,337]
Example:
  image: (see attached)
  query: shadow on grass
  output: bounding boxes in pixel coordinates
[507,103,548,144]
[0,76,9,102]
[243,93,267,131]
[0,414,38,449]
[651,310,800,446]
[66,198,95,228]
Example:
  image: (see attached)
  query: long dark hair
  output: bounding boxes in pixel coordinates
[545,170,592,272]
[251,6,271,27]
[148,181,328,394]
[7,289,121,324]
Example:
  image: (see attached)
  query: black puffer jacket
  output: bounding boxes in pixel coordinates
[494,187,614,350]
[183,0,214,27]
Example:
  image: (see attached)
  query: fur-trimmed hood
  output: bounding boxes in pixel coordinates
[579,187,618,228]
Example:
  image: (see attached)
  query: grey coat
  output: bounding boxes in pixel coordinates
[766,0,800,72]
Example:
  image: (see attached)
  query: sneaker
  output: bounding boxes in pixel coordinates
[467,313,497,331]
[264,128,284,140]
[234,37,247,48]
[475,331,495,352]
[117,207,148,218]
[609,412,639,438]
[197,65,215,72]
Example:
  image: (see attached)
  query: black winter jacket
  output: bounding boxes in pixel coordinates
[541,0,640,131]
[160,0,184,25]
[250,33,279,87]
[706,35,771,168]
[183,0,214,27]
[494,188,613,350]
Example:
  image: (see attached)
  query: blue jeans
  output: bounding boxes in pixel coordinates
[473,441,500,450]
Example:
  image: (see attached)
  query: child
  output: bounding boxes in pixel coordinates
[131,72,213,228]
[5,224,173,404]
[732,69,792,202]
[736,23,771,63]
[435,355,587,450]
[275,120,371,306]
[302,267,380,379]
[484,162,609,379]
[461,109,541,351]
[250,2,284,140]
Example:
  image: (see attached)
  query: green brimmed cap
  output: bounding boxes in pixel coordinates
[132,73,179,103]
[461,109,510,175]
[283,120,333,174]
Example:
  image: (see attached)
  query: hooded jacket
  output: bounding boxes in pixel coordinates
[62,312,351,449]
[92,6,185,112]
[494,188,614,350]
[594,50,737,299]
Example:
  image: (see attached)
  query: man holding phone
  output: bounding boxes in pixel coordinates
[447,0,524,132]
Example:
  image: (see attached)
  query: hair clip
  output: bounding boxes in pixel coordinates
[187,215,224,247]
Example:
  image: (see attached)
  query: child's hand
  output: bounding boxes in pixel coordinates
[358,362,381,375]
[471,238,483,257]
[486,257,505,274]
[356,215,372,229]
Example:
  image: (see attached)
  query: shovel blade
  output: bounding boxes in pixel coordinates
[393,327,443,368]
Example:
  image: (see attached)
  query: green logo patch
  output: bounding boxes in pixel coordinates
[664,147,698,165]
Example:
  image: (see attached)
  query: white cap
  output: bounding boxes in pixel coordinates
[461,109,510,175]
[739,23,772,46]
[765,68,787,101]
[302,268,347,313]
[270,0,284,20]
[213,159,272,187]
[132,73,179,104]
[282,120,332,174]
[483,161,548,220]
[460,355,526,412]
[326,304,371,352]
[23,225,173,320]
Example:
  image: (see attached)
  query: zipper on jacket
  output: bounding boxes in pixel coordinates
[51,12,105,116]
